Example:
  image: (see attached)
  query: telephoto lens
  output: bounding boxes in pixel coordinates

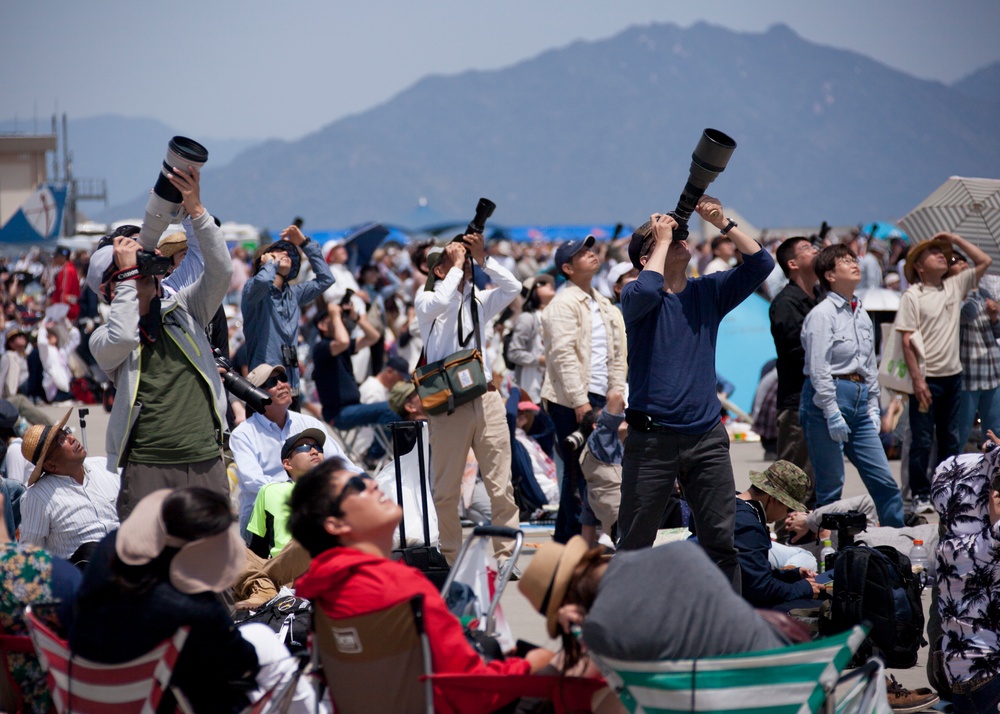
[466,198,496,236]
[139,137,209,250]
[670,128,737,241]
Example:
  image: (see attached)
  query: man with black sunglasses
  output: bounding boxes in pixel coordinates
[230,363,360,540]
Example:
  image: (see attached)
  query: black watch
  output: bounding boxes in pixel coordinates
[719,219,738,236]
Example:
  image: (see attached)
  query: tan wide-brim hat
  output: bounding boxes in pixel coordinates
[518,535,590,638]
[904,236,952,284]
[116,489,246,594]
[157,231,188,258]
[20,408,72,487]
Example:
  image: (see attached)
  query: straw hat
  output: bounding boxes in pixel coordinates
[518,535,590,638]
[20,408,72,486]
[903,237,952,284]
[116,489,245,594]
[157,231,188,258]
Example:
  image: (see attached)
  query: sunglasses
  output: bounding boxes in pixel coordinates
[289,442,321,456]
[332,474,374,515]
[262,373,289,390]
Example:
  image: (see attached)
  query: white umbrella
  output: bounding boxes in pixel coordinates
[856,287,901,312]
[899,176,1000,268]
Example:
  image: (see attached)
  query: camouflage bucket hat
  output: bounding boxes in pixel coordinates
[749,460,808,513]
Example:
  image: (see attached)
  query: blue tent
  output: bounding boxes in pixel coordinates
[716,292,776,414]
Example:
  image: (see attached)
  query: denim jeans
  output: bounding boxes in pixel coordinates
[908,373,962,498]
[799,378,905,527]
[334,402,398,430]
[958,385,1000,446]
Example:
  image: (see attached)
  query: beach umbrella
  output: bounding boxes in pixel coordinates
[899,177,1000,265]
[862,221,908,242]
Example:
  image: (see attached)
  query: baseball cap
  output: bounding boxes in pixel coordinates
[553,236,596,274]
[246,363,286,388]
[385,356,411,379]
[389,381,417,417]
[607,261,636,286]
[281,428,327,460]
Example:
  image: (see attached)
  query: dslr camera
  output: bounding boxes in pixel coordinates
[213,348,272,414]
[819,510,867,548]
[668,129,737,242]
[136,250,173,277]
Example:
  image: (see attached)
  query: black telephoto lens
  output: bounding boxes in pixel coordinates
[466,198,496,235]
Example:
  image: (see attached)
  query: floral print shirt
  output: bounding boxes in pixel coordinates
[931,447,1000,685]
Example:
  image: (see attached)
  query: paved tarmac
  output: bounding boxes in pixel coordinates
[39,402,935,697]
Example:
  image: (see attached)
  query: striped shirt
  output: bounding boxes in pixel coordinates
[19,457,120,560]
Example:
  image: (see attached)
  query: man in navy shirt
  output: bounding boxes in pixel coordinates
[619,196,774,593]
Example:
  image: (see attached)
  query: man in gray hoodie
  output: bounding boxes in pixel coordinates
[89,166,233,519]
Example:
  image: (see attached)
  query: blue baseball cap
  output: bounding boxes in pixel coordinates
[553,235,596,275]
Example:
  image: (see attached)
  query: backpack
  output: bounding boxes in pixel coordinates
[820,544,925,668]
[233,593,312,654]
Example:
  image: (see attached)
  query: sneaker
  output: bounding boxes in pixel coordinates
[912,496,935,515]
[885,674,940,713]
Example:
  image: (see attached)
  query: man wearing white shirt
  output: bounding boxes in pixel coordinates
[230,363,360,537]
[19,412,119,562]
[415,233,521,567]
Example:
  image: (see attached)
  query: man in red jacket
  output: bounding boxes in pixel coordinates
[289,459,554,690]
[50,246,81,320]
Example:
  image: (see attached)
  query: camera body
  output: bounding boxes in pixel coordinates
[213,348,272,414]
[819,510,867,549]
[136,251,174,278]
[340,288,355,308]
[669,129,737,242]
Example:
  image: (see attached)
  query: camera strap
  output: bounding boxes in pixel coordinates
[456,286,482,351]
[112,266,141,282]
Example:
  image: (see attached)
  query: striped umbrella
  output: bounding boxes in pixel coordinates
[899,176,1000,268]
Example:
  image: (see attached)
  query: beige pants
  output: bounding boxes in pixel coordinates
[580,446,622,535]
[427,390,519,563]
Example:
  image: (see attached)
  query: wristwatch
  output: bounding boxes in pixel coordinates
[719,219,738,236]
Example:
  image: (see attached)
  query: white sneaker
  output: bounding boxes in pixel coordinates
[912,497,935,515]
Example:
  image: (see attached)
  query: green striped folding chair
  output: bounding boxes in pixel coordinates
[589,625,888,714]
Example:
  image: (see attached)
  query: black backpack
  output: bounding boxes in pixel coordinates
[820,544,925,668]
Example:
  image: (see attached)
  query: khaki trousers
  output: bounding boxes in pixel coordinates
[427,390,519,563]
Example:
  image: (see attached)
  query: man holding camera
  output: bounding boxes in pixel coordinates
[242,225,334,409]
[89,166,233,519]
[618,197,774,593]
[415,233,522,569]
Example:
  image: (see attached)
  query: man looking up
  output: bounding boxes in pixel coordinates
[768,237,820,488]
[618,196,774,593]
[897,233,992,513]
[50,246,81,320]
[89,166,233,519]
[242,225,334,410]
[415,232,521,570]
[230,363,358,537]
[541,236,626,543]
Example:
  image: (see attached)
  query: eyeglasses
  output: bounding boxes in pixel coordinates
[290,442,321,456]
[835,255,860,266]
[262,373,289,390]
[331,474,374,515]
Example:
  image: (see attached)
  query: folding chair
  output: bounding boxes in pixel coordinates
[24,604,189,714]
[588,625,890,714]
[312,594,434,714]
[0,627,36,713]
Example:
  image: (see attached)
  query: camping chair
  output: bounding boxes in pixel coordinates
[330,423,394,473]
[24,603,189,714]
[0,627,35,713]
[587,624,890,714]
[312,594,434,714]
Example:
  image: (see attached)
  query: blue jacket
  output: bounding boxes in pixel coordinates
[734,497,813,607]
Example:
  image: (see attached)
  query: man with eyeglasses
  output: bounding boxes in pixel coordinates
[618,196,773,594]
[88,166,233,520]
[768,237,821,495]
[246,428,326,559]
[897,232,992,514]
[19,411,120,562]
[230,363,359,540]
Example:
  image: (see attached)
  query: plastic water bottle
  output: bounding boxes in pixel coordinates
[909,539,929,589]
[819,539,836,574]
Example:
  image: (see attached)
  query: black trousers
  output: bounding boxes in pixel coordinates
[618,421,742,594]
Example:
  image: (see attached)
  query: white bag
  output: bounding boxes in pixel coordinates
[878,326,924,394]
[375,422,439,549]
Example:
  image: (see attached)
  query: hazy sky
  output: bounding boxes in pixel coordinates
[4,1,999,141]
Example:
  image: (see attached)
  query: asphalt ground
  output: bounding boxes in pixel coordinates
[37,401,936,698]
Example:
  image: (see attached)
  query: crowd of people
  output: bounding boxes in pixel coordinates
[0,159,998,713]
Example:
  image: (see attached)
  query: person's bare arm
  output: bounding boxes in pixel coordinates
[900,331,930,410]
[938,232,992,282]
[327,304,352,356]
[696,195,760,255]
[354,308,382,350]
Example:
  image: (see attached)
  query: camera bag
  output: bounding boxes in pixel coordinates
[389,421,451,589]
[413,285,488,415]
[820,544,924,668]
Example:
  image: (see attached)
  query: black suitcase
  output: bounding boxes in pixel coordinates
[389,421,451,589]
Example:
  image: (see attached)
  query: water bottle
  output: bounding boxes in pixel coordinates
[819,539,836,574]
[909,539,929,589]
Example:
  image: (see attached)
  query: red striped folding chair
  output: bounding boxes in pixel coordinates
[24,604,189,714]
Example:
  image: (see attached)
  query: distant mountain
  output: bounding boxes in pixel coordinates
[952,61,1000,104]
[0,115,262,214]
[103,22,1000,231]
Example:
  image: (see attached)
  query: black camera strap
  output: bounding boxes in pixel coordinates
[456,286,482,352]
